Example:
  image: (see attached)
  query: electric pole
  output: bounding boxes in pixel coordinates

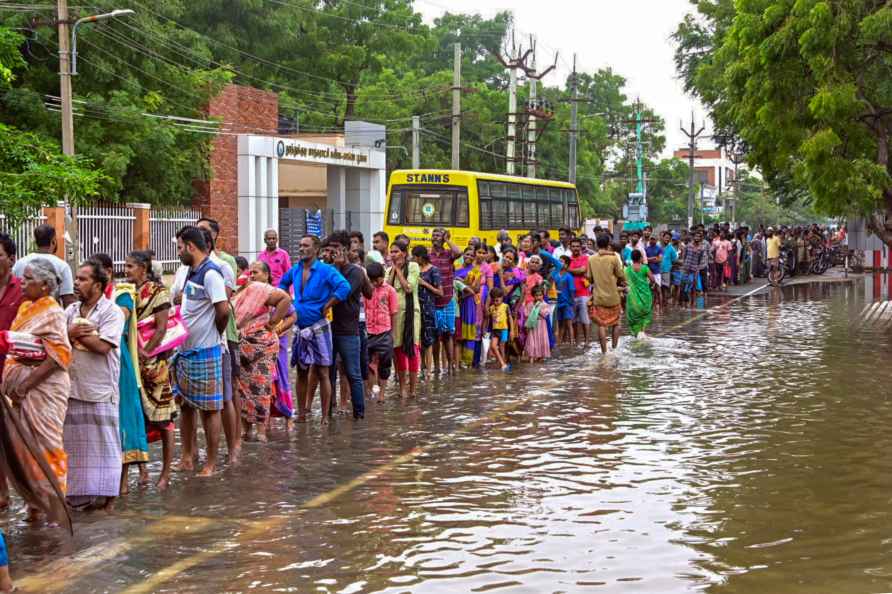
[507,68,517,175]
[451,42,461,170]
[527,39,537,178]
[520,35,557,179]
[58,0,74,157]
[491,33,532,176]
[680,113,706,229]
[568,54,578,185]
[412,115,420,169]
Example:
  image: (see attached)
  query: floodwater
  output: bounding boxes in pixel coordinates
[8,278,892,593]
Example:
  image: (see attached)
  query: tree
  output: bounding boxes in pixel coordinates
[674,1,892,245]
[646,158,691,225]
[0,26,106,225]
[0,3,230,206]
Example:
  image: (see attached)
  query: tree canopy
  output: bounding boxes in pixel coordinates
[674,0,892,241]
[2,0,677,223]
[0,27,105,226]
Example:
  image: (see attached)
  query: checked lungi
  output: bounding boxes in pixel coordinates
[172,344,224,412]
[63,399,122,500]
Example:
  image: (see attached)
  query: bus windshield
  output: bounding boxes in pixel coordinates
[388,185,470,227]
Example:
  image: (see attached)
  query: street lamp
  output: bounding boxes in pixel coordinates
[57,6,135,269]
[71,9,135,75]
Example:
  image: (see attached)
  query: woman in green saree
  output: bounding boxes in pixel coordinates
[625,250,654,338]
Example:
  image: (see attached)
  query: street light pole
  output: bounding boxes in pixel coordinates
[56,4,135,268]
[57,0,74,157]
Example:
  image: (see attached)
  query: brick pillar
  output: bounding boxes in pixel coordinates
[193,84,279,255]
[129,203,151,251]
[43,206,66,259]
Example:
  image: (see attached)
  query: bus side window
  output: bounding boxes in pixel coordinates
[388,190,402,224]
[455,191,470,227]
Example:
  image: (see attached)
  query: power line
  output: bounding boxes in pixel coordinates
[124,0,451,101]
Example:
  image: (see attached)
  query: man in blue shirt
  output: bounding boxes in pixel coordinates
[279,235,350,424]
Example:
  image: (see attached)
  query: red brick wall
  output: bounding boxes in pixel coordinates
[193,84,279,253]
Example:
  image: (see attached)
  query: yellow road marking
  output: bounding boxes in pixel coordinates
[15,516,216,593]
[23,288,767,592]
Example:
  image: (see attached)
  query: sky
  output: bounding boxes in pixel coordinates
[415,0,712,157]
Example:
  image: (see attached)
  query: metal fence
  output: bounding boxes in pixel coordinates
[77,206,136,272]
[150,208,202,272]
[278,208,366,260]
[0,211,46,258]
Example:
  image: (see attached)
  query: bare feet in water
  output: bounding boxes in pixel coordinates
[196,465,216,478]
[173,459,194,472]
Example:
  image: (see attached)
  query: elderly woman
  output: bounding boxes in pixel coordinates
[0,258,71,523]
[232,261,292,442]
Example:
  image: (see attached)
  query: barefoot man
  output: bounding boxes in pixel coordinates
[279,235,350,424]
[171,226,228,477]
[587,234,626,354]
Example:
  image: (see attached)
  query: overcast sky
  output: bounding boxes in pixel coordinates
[416,0,711,157]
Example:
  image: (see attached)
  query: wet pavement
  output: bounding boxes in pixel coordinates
[8,276,892,593]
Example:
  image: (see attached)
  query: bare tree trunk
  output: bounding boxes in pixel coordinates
[339,82,358,126]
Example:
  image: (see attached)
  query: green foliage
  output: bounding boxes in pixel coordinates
[674,0,892,243]
[0,123,107,226]
[0,5,231,206]
[0,27,24,87]
[2,1,666,220]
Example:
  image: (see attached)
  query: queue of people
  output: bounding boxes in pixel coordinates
[0,218,840,591]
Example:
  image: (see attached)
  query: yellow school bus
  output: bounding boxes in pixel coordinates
[383,169,581,247]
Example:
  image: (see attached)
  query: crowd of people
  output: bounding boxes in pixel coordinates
[0,218,843,591]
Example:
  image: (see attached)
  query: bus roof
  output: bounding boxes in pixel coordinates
[389,169,576,189]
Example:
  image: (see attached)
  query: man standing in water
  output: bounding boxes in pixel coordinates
[429,228,461,374]
[172,226,228,476]
[568,237,592,346]
[279,235,350,424]
[323,230,372,420]
[64,259,124,509]
[587,234,626,354]
[258,229,291,287]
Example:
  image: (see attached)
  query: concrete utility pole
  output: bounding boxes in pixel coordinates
[491,33,532,176]
[57,0,77,268]
[527,39,537,178]
[58,0,74,157]
[451,42,461,170]
[507,68,518,175]
[680,113,706,229]
[729,150,745,226]
[520,35,557,179]
[411,115,420,169]
[56,2,134,268]
[568,54,579,185]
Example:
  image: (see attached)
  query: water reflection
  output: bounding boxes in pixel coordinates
[7,279,892,593]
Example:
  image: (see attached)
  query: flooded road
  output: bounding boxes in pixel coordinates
[9,279,892,593]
